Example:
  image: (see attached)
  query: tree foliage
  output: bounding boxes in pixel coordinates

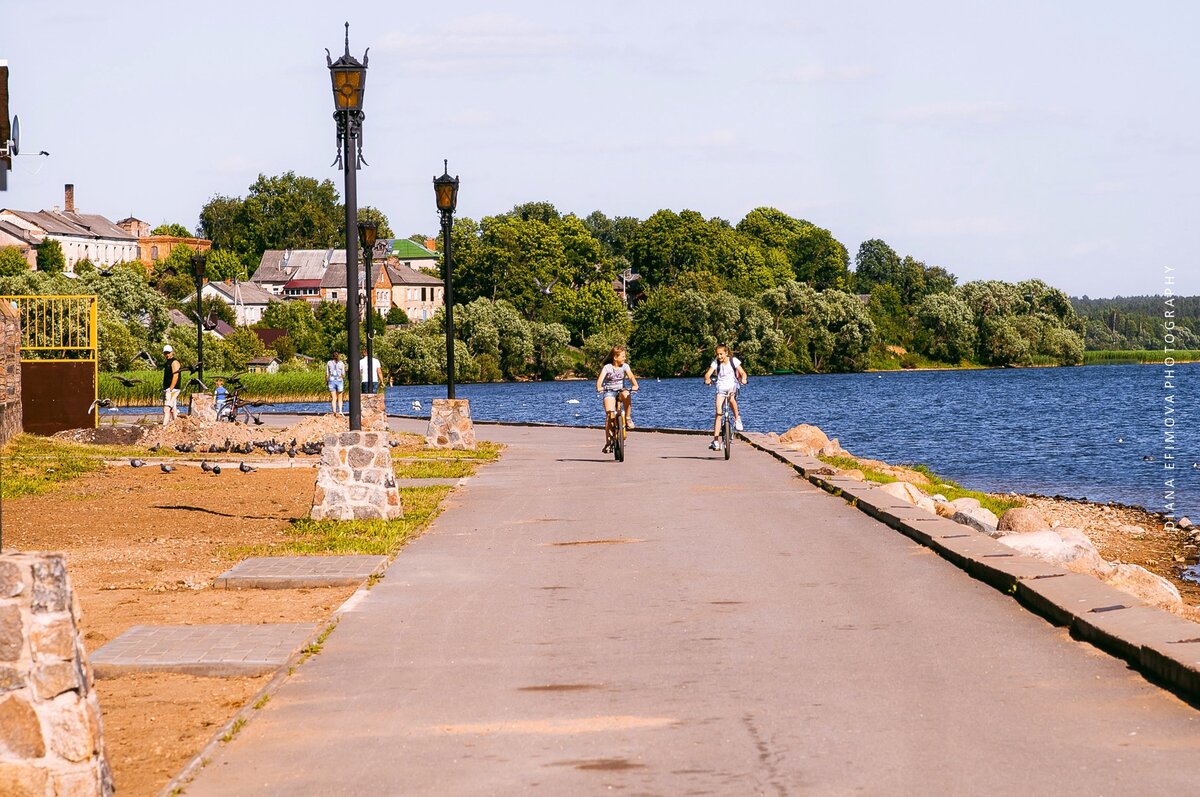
[36,239,65,273]
[152,223,193,238]
[198,172,343,263]
[0,246,28,276]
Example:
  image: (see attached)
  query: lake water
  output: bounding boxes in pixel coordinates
[266,363,1193,520]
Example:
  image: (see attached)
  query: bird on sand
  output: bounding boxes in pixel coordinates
[160,464,175,473]
[200,461,213,473]
[212,465,222,475]
[239,462,256,473]
[130,458,145,468]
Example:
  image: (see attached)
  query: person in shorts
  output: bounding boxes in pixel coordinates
[703,343,747,450]
[595,345,640,452]
[326,351,346,416]
[161,344,181,425]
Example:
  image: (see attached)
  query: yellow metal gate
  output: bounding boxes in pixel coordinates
[3,295,99,434]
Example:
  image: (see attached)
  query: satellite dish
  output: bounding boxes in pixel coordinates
[9,115,17,156]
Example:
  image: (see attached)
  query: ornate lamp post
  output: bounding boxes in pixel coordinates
[191,252,207,387]
[358,220,378,394]
[327,22,368,430]
[433,160,459,399]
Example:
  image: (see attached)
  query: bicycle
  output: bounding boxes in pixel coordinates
[713,383,744,461]
[215,386,264,425]
[601,387,636,462]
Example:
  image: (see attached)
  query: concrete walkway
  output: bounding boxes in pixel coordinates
[182,423,1200,796]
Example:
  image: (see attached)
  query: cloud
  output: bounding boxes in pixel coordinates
[891,215,1026,237]
[448,110,498,128]
[884,101,1020,125]
[1063,238,1115,258]
[769,65,875,84]
[1091,180,1125,194]
[377,14,577,75]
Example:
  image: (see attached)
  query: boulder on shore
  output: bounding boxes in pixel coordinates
[952,506,999,535]
[1102,563,1183,609]
[950,497,981,512]
[997,507,1051,534]
[878,481,937,514]
[996,528,1109,575]
[779,424,831,456]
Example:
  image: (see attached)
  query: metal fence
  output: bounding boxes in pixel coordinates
[4,294,98,360]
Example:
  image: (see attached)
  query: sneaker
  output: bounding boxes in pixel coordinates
[602,442,612,453]
[709,440,720,451]
[626,418,635,430]
[735,417,744,432]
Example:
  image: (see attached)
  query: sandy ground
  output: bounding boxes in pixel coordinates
[5,459,356,797]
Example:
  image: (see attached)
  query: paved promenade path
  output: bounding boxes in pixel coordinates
[184,423,1200,796]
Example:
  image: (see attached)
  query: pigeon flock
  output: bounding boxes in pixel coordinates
[134,437,326,474]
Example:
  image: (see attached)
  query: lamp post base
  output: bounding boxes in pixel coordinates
[311,431,403,521]
[189,393,218,423]
[425,398,475,450]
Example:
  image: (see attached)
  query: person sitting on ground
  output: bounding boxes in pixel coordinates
[326,352,346,416]
[703,343,747,451]
[595,345,639,452]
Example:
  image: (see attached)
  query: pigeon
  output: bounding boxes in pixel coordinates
[200,461,212,473]
[115,376,142,388]
[239,462,256,473]
[87,398,114,414]
[252,414,264,426]
[97,266,115,277]
[149,443,160,453]
[212,465,221,475]
[411,400,422,412]
[130,458,145,468]
[533,276,559,295]
[287,446,297,459]
[160,464,175,473]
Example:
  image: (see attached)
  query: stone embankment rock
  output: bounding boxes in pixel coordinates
[952,507,1000,535]
[997,507,1051,533]
[778,424,830,456]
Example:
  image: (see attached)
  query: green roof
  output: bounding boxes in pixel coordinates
[390,239,438,259]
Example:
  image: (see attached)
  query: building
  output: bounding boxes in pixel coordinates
[115,216,212,268]
[0,219,36,267]
[195,279,275,326]
[246,356,280,374]
[0,184,138,272]
[320,256,394,315]
[388,238,439,272]
[387,263,444,322]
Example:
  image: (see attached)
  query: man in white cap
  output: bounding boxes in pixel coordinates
[161,344,181,424]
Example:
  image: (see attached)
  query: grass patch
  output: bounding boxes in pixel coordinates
[225,485,453,558]
[252,694,270,710]
[1084,349,1200,365]
[0,434,145,499]
[220,717,246,744]
[392,460,477,479]
[817,454,1021,516]
[401,440,504,462]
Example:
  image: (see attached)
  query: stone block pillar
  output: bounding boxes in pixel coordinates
[425,399,475,451]
[310,431,403,521]
[0,301,23,446]
[362,393,389,432]
[190,392,217,423]
[0,554,113,796]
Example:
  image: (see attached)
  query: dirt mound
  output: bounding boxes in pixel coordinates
[141,413,352,451]
[54,425,152,446]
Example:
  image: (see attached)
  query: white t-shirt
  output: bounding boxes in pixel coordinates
[359,357,382,382]
[710,357,742,392]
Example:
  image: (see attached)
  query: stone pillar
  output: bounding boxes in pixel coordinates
[0,554,113,796]
[425,398,475,451]
[310,431,403,521]
[0,301,23,447]
[190,392,217,423]
[361,393,389,432]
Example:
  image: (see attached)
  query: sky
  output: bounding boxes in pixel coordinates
[1,0,1195,298]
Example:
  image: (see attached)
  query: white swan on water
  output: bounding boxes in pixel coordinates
[565,398,580,404]
[411,400,423,411]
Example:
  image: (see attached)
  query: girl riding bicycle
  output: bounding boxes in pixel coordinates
[703,343,747,451]
[596,346,639,453]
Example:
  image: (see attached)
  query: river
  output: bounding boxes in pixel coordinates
[262,362,1192,520]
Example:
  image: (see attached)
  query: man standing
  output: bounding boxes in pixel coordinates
[162,344,181,425]
[359,352,384,394]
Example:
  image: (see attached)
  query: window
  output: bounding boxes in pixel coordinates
[330,291,338,301]
[151,245,159,260]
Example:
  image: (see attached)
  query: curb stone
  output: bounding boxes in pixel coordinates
[741,431,1200,705]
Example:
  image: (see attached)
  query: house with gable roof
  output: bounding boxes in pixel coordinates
[0,184,138,272]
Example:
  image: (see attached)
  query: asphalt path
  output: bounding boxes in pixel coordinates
[184,422,1200,796]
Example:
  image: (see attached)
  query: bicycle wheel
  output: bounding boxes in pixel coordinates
[722,414,732,460]
[614,415,625,462]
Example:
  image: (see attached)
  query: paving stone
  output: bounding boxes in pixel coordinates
[90,624,317,677]
[214,556,388,589]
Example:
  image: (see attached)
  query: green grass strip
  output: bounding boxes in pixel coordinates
[817,455,1020,517]
[392,460,477,479]
[0,434,145,499]
[225,485,453,558]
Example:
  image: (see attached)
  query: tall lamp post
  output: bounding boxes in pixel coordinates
[191,253,207,387]
[433,160,459,399]
[327,23,369,430]
[358,220,378,394]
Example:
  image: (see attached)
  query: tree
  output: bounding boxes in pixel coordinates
[529,321,571,380]
[357,206,394,239]
[153,244,202,301]
[914,293,976,363]
[853,239,901,294]
[867,284,910,346]
[789,223,850,290]
[217,326,267,370]
[454,299,534,379]
[0,246,29,276]
[261,300,321,354]
[152,223,193,238]
[197,195,244,253]
[36,239,65,273]
[583,211,640,259]
[204,249,247,282]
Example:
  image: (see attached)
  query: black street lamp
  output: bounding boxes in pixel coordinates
[358,220,378,394]
[191,252,207,387]
[327,22,369,430]
[433,160,460,399]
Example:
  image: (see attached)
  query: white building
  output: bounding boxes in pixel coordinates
[0,184,138,272]
[194,280,275,326]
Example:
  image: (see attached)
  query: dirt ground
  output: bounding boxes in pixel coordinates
[5,461,356,797]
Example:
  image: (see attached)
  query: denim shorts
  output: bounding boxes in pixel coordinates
[328,379,344,392]
[602,389,628,400]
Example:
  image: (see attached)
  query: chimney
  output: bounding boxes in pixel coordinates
[64,184,75,214]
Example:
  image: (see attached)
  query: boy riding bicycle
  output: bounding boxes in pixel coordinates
[596,346,639,453]
[703,344,747,451]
